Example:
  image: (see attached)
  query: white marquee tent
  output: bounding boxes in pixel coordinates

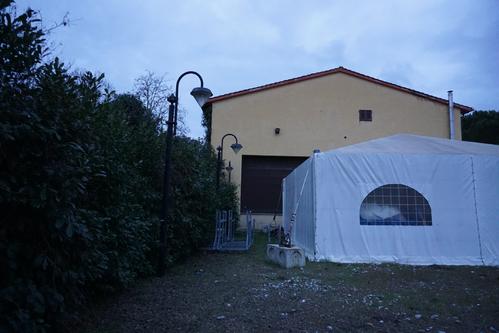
[283,134,499,266]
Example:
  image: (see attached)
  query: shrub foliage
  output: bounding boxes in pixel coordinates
[0,2,236,331]
[462,110,499,145]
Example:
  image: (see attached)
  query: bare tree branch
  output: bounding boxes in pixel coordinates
[134,71,187,135]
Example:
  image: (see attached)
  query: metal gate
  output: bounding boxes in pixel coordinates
[212,210,254,251]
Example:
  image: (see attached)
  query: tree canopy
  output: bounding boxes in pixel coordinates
[462,110,499,145]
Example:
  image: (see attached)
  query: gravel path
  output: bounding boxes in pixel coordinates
[81,234,499,332]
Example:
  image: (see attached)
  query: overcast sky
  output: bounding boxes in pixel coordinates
[15,0,499,138]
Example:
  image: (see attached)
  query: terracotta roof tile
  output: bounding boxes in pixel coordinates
[207,66,473,113]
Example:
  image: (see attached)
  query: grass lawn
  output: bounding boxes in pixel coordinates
[81,232,499,332]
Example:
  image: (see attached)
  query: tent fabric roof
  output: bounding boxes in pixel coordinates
[330,134,499,156]
[207,67,473,113]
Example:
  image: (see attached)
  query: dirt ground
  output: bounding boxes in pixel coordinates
[81,233,499,333]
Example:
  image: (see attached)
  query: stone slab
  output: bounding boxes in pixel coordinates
[266,244,305,268]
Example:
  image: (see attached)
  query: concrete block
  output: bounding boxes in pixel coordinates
[266,244,305,268]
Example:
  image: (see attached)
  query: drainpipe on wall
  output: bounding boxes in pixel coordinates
[448,90,455,140]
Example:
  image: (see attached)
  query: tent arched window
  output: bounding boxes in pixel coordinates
[360,184,432,226]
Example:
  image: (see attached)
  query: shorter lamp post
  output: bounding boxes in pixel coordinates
[157,71,212,277]
[216,133,242,190]
[225,161,233,183]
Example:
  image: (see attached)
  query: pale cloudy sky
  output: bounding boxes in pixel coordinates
[15,0,499,138]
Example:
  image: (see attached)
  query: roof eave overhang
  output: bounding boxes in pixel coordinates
[206,67,473,114]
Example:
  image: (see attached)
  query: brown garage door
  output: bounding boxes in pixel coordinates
[241,155,307,214]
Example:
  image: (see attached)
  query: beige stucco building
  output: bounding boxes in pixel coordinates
[204,67,472,227]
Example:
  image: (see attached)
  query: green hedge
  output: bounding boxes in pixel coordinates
[0,3,237,331]
[462,110,499,145]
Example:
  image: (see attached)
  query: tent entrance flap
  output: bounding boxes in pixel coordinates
[283,156,316,257]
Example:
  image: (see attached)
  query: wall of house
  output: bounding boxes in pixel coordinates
[210,72,463,227]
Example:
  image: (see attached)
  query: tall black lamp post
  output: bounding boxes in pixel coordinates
[158,71,212,277]
[216,133,242,190]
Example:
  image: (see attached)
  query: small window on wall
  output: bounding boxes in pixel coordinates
[359,109,372,121]
[360,184,432,226]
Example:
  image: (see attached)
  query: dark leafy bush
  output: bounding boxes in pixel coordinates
[0,2,237,331]
[462,110,499,145]
[167,137,238,262]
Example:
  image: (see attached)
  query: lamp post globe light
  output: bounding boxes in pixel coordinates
[158,71,212,277]
[216,133,242,191]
